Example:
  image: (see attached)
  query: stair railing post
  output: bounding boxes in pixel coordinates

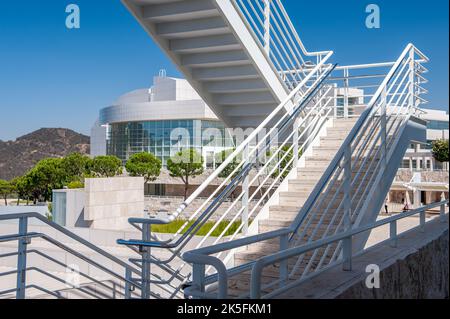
[192,263,206,299]
[342,143,353,271]
[389,221,398,248]
[342,234,353,271]
[242,144,250,235]
[381,85,387,170]
[333,83,338,118]
[293,117,300,169]
[408,47,416,113]
[125,268,132,299]
[343,67,349,119]
[16,216,28,299]
[263,0,271,56]
[440,201,446,223]
[420,209,426,233]
[141,225,152,299]
[343,144,352,227]
[279,233,289,287]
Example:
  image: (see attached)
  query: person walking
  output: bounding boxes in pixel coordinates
[402,197,409,212]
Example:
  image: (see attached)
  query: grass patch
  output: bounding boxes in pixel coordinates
[151,219,246,237]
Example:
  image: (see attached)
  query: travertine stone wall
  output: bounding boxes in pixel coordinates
[336,230,449,299]
[395,169,449,183]
[85,177,145,230]
[277,217,448,299]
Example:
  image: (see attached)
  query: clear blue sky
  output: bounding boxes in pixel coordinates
[0,0,448,141]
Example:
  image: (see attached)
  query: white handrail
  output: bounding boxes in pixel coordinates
[233,0,332,87]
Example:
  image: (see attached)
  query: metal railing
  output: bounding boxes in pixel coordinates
[181,44,430,299]
[183,201,448,299]
[232,0,332,89]
[0,213,142,299]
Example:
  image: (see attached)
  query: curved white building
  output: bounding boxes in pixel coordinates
[91,72,234,166]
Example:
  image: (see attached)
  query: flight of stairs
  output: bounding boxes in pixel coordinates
[224,117,371,297]
[122,0,288,128]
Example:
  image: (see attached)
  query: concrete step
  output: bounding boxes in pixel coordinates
[296,167,326,176]
[321,135,347,141]
[280,191,312,198]
[312,145,341,151]
[319,139,346,147]
[277,195,308,206]
[311,150,338,158]
[304,160,332,169]
[258,218,333,233]
[326,127,356,134]
[234,245,336,270]
[269,205,303,213]
[258,214,342,233]
[276,189,369,213]
[305,155,337,162]
[287,183,317,192]
[269,208,346,221]
[288,179,318,186]
[331,120,359,129]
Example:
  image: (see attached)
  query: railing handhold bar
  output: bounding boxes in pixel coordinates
[0,212,139,276]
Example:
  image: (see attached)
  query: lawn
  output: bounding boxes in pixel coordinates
[151,219,245,237]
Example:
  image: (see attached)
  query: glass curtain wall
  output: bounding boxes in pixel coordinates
[107,120,234,166]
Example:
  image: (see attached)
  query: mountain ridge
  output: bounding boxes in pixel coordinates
[0,128,90,180]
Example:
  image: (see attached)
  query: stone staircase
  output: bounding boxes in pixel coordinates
[223,117,370,296]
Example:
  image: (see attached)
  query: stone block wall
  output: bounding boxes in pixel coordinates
[85,177,145,230]
[336,229,449,299]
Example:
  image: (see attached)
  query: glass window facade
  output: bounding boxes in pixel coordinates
[52,192,67,226]
[427,120,449,130]
[336,96,360,117]
[107,120,234,166]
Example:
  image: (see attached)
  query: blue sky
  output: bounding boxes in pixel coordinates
[0,0,448,141]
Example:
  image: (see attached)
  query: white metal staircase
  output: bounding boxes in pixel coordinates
[122,0,331,128]
[0,0,437,300]
[181,44,432,299]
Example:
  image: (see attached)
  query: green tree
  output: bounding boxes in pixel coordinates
[167,149,204,200]
[432,139,449,163]
[0,180,14,206]
[126,152,162,183]
[61,153,92,182]
[66,180,85,189]
[267,145,298,180]
[215,149,241,179]
[26,158,66,202]
[89,156,123,178]
[12,176,33,205]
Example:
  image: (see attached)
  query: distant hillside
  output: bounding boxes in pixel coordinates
[0,128,90,180]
